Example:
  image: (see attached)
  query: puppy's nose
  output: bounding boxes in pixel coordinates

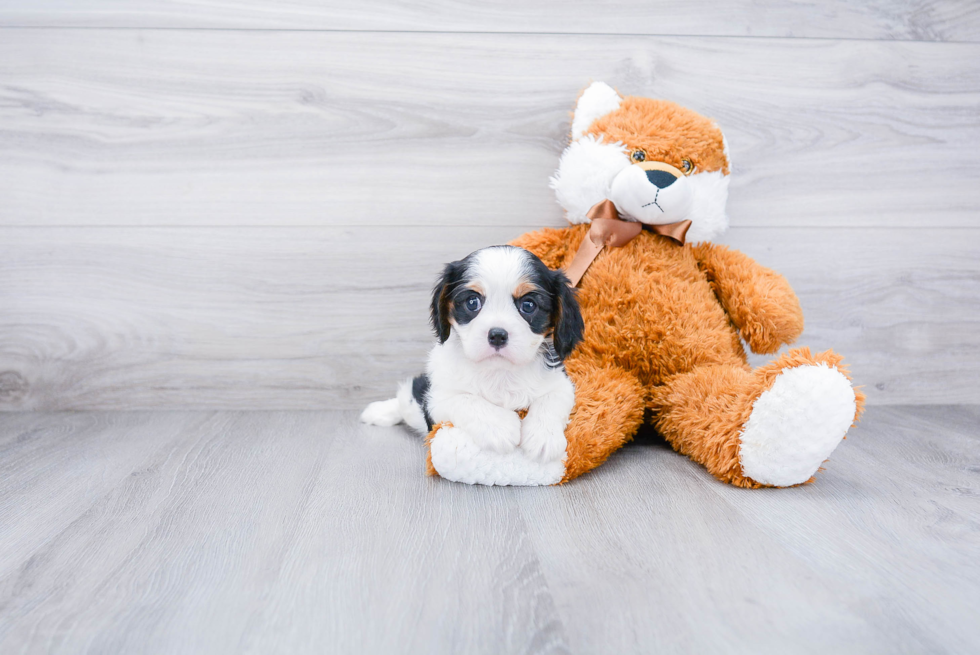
[645,169,677,189]
[487,328,508,349]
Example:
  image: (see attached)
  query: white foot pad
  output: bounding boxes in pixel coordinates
[429,427,565,486]
[739,364,856,487]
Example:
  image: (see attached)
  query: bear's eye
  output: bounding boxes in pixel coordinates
[681,159,694,174]
[630,149,646,163]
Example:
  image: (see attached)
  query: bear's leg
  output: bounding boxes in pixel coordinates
[650,348,864,488]
[560,363,647,482]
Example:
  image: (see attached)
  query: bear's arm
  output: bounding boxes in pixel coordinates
[509,226,585,271]
[692,243,805,355]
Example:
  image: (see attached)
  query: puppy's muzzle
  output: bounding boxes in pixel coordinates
[487,328,508,350]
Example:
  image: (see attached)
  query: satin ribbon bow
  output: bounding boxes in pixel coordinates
[563,200,692,286]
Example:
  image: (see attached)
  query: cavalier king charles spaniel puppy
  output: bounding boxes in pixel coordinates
[361,245,584,466]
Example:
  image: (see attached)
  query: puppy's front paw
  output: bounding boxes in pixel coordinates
[520,420,567,463]
[462,411,522,454]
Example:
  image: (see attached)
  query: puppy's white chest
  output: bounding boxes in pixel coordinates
[427,341,552,412]
[471,369,539,411]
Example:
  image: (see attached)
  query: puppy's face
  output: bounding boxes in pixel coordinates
[431,246,583,367]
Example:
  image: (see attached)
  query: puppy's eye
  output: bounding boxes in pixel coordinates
[681,159,693,174]
[631,149,646,163]
[465,296,482,312]
[519,299,537,314]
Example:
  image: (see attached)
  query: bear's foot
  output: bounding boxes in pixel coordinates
[739,363,857,487]
[428,425,565,486]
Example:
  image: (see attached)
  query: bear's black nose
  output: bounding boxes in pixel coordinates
[488,328,508,349]
[645,169,677,189]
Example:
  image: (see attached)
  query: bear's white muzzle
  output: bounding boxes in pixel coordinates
[609,162,694,225]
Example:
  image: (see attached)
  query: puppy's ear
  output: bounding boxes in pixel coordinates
[549,269,585,359]
[430,260,464,343]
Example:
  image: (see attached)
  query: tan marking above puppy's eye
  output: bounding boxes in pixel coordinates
[513,281,538,297]
[681,159,694,174]
[630,149,646,163]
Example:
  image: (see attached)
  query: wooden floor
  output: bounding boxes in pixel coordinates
[2,7,979,411]
[2,2,979,653]
[1,406,977,654]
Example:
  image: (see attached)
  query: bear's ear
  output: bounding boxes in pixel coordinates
[571,81,623,141]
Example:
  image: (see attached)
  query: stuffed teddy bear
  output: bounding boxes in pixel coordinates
[427,82,864,487]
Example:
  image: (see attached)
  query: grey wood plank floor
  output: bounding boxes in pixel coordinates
[2,227,977,411]
[2,24,979,413]
[2,30,977,229]
[2,0,978,41]
[1,406,977,654]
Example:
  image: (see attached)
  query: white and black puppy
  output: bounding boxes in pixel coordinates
[361,245,584,465]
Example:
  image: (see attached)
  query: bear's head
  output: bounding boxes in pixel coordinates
[550,82,731,243]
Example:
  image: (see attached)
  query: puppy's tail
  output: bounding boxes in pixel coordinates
[359,397,402,426]
[359,377,429,435]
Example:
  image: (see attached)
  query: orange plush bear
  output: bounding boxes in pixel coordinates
[427,82,863,487]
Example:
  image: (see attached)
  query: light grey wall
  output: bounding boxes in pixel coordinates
[1,3,978,409]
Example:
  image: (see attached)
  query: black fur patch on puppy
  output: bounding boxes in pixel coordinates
[522,256,584,360]
[411,374,434,431]
[430,259,467,343]
[450,288,483,327]
[549,269,585,360]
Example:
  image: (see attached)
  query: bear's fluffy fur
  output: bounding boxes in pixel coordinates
[511,225,863,486]
[426,83,864,487]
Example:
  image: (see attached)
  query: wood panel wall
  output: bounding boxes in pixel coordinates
[1,4,978,409]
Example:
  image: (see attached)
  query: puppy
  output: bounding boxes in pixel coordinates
[360,245,584,464]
